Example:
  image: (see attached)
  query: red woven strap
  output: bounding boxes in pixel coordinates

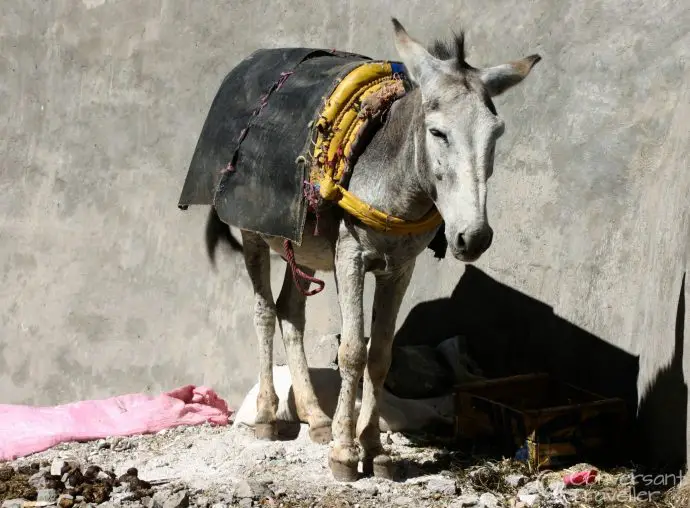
[282,239,325,296]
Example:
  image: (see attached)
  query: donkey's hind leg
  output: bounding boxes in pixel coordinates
[241,230,279,440]
[276,263,333,444]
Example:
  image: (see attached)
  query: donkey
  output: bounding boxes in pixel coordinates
[207,19,540,481]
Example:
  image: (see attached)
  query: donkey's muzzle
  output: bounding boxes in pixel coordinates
[451,225,493,262]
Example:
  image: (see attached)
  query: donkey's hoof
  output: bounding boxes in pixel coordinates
[254,423,278,441]
[372,455,394,480]
[328,457,359,482]
[309,423,333,444]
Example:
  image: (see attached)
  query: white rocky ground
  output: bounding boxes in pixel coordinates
[2,422,687,508]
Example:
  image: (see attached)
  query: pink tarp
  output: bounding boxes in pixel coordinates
[0,385,233,461]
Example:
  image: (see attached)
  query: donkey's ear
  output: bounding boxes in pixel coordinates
[391,18,440,86]
[479,54,541,97]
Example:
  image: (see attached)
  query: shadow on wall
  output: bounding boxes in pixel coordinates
[394,266,687,470]
[635,272,687,476]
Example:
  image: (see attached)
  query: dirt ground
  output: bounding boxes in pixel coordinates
[2,423,688,508]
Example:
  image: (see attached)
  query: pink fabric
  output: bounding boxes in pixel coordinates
[564,469,598,486]
[0,385,232,461]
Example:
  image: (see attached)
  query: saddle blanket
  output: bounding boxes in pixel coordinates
[177,48,409,244]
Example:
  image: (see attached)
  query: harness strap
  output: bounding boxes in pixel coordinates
[282,239,325,296]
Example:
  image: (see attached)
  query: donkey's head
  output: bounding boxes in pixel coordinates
[392,19,540,262]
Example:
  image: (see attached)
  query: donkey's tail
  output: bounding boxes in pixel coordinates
[205,206,243,265]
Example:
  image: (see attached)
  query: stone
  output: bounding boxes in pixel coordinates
[63,469,84,489]
[194,496,209,508]
[1,500,24,508]
[96,472,112,483]
[426,477,457,495]
[518,494,539,506]
[58,494,75,508]
[235,480,272,500]
[353,484,378,497]
[162,491,189,508]
[506,474,528,488]
[152,491,172,508]
[393,497,413,506]
[50,460,68,477]
[478,493,499,508]
[237,500,252,508]
[28,473,50,490]
[450,495,479,507]
[37,489,58,503]
[518,481,540,496]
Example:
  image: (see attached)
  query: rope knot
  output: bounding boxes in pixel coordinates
[318,178,342,201]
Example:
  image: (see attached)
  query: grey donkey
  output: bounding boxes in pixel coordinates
[206,19,541,481]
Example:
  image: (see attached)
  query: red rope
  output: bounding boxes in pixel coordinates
[282,239,325,296]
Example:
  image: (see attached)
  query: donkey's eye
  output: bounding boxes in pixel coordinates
[429,128,448,142]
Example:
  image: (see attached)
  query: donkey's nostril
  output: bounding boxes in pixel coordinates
[456,232,466,249]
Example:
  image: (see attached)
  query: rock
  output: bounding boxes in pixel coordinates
[37,489,59,503]
[194,496,209,508]
[478,493,499,508]
[50,460,67,477]
[353,484,378,497]
[152,491,174,508]
[450,495,479,507]
[426,477,457,495]
[96,472,112,483]
[28,472,51,490]
[58,494,75,508]
[517,494,538,506]
[0,466,15,481]
[1,500,24,508]
[162,491,189,508]
[63,469,84,489]
[506,474,527,488]
[235,480,272,500]
[237,500,252,508]
[210,504,226,508]
[393,497,413,506]
[518,481,540,496]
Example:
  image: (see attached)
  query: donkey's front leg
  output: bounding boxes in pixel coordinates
[357,262,415,479]
[241,231,279,440]
[329,235,367,482]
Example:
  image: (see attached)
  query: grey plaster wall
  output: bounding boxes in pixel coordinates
[1,0,688,468]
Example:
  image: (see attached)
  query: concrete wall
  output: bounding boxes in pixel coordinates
[2,0,688,468]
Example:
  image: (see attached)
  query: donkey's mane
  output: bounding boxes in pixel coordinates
[426,30,497,115]
[427,31,476,71]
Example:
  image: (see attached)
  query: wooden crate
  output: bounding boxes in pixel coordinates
[453,373,628,469]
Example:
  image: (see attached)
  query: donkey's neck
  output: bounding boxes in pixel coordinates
[347,87,434,221]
